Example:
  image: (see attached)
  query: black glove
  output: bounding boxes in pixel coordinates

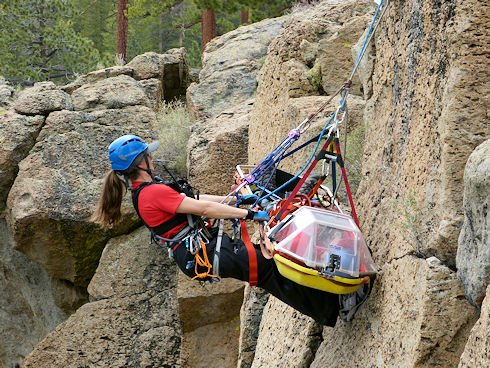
[238,194,259,205]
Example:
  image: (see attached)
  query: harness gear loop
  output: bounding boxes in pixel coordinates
[239,219,258,286]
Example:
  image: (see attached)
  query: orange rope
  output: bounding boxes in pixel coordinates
[191,240,218,280]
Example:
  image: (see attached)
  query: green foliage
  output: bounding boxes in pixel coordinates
[126,0,295,65]
[392,188,424,256]
[156,101,194,176]
[0,0,102,84]
[0,0,295,84]
[72,0,117,68]
[343,123,366,195]
[324,122,366,212]
[306,63,322,92]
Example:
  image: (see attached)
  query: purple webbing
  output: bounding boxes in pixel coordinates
[245,174,255,184]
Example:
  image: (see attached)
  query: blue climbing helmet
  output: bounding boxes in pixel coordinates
[108,134,159,172]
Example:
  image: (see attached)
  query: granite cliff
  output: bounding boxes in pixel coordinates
[0,0,488,367]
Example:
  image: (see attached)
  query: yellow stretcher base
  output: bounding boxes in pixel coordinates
[273,253,368,294]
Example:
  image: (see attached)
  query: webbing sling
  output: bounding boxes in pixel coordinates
[239,220,258,286]
[212,219,225,277]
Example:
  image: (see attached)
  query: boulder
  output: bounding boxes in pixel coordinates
[351,26,375,99]
[0,111,44,210]
[237,285,270,368]
[71,74,151,111]
[458,284,490,368]
[6,106,157,287]
[309,257,478,368]
[251,296,322,368]
[177,271,245,333]
[14,82,73,115]
[127,48,190,101]
[138,78,163,111]
[127,52,165,80]
[181,320,240,368]
[317,13,374,96]
[61,66,135,94]
[457,139,490,305]
[186,17,288,120]
[177,272,245,367]
[24,227,182,368]
[0,220,67,368]
[187,99,254,196]
[282,59,318,98]
[0,76,14,107]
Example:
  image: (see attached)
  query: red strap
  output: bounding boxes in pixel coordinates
[275,136,334,221]
[334,139,360,228]
[240,220,258,286]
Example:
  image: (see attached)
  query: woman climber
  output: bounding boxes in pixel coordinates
[92,134,340,326]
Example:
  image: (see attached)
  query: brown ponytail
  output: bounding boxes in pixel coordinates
[91,171,127,228]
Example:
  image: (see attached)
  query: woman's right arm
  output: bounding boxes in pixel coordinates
[176,196,248,220]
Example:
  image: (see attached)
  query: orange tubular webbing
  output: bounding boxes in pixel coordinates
[239,220,258,286]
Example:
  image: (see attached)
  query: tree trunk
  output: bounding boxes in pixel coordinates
[241,8,249,24]
[201,8,216,53]
[159,14,164,52]
[178,5,184,46]
[116,0,129,64]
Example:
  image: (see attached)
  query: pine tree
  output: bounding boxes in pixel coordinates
[0,0,101,84]
[72,0,117,67]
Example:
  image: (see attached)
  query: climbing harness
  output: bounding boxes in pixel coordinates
[131,176,217,280]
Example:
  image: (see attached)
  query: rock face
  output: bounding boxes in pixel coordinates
[178,273,245,367]
[249,0,374,170]
[14,81,73,115]
[23,227,182,368]
[0,111,44,210]
[0,220,67,368]
[310,257,478,368]
[458,284,490,368]
[252,297,322,368]
[0,76,14,107]
[237,285,269,368]
[457,139,490,306]
[187,99,253,195]
[354,0,489,269]
[186,17,288,120]
[6,106,155,287]
[246,0,488,367]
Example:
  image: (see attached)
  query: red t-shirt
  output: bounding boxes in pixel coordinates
[132,181,186,237]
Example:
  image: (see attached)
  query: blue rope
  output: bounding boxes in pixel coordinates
[253,114,336,205]
[351,0,384,78]
[246,0,387,206]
